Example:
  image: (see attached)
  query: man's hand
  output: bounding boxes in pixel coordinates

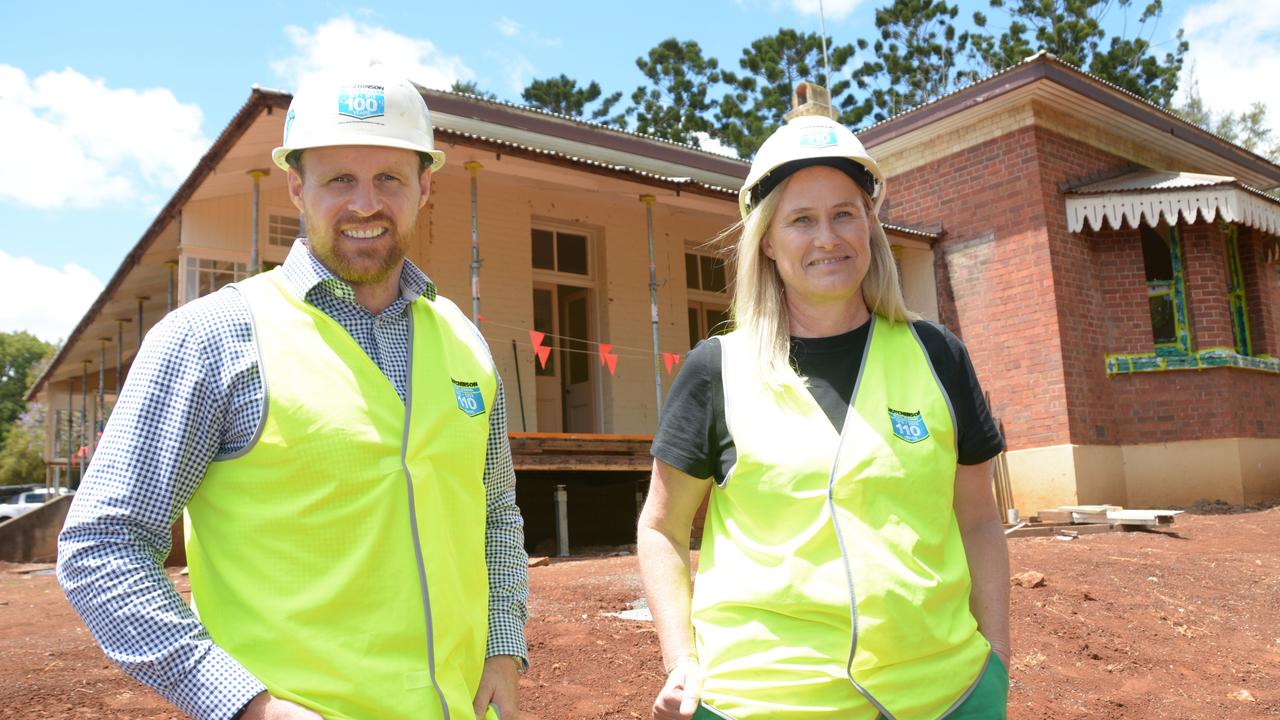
[472,655,521,719]
[652,657,702,720]
[239,692,323,719]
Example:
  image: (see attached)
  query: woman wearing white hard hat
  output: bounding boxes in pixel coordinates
[639,89,1010,720]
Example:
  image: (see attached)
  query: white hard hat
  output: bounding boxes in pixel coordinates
[272,69,446,173]
[739,114,883,219]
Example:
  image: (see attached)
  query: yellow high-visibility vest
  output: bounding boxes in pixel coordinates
[695,316,991,719]
[186,269,497,720]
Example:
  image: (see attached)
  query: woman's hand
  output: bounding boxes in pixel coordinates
[653,656,703,720]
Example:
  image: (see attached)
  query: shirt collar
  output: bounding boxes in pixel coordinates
[279,238,437,306]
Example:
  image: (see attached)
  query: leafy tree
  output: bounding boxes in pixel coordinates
[1177,75,1280,162]
[718,29,869,157]
[852,0,979,123]
[521,74,625,125]
[628,38,725,145]
[0,332,54,448]
[0,403,45,486]
[449,80,497,100]
[971,0,1187,107]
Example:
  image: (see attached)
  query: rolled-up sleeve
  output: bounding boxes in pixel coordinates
[481,374,530,666]
[56,309,265,720]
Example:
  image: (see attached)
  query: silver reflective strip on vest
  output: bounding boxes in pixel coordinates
[825,315,896,719]
[402,310,452,720]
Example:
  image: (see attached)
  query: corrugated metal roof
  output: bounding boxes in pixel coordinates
[1067,170,1238,194]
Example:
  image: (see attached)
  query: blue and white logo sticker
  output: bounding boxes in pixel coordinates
[337,85,385,120]
[797,127,839,148]
[888,408,929,443]
[452,379,486,417]
[283,109,296,142]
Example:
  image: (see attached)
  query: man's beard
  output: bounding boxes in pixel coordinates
[306,211,414,286]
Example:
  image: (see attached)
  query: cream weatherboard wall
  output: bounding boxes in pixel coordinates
[420,165,735,435]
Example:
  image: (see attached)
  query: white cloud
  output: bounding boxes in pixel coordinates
[493,16,561,48]
[496,17,521,37]
[0,65,207,209]
[0,250,104,344]
[786,0,864,21]
[272,16,474,92]
[693,132,741,159]
[1178,0,1280,139]
[505,57,537,95]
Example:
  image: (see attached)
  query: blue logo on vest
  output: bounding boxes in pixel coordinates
[337,86,385,120]
[888,408,929,443]
[452,379,485,417]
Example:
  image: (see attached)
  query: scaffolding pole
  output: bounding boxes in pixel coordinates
[465,161,483,323]
[248,169,270,275]
[641,194,663,415]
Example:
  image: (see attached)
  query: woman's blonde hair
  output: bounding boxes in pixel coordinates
[725,174,918,392]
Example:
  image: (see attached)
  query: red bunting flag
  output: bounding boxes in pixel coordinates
[597,343,618,376]
[529,330,551,369]
[662,352,683,374]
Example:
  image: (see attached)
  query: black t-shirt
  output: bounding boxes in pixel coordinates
[652,319,1005,484]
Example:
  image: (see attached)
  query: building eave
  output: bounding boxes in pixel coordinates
[858,53,1280,190]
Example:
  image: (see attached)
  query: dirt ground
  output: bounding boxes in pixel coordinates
[2,505,1278,719]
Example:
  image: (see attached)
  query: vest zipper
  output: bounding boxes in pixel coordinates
[402,311,452,720]
[824,315,897,720]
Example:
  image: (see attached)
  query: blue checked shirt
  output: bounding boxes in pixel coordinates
[57,240,529,720]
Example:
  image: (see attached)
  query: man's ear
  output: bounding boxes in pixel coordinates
[418,168,432,209]
[286,168,305,213]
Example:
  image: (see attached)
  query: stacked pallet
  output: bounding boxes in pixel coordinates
[1005,505,1181,539]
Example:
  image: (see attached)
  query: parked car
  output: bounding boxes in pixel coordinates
[0,488,73,522]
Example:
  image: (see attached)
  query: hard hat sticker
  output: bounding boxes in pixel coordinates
[888,408,929,443]
[338,86,386,120]
[798,128,838,148]
[452,379,486,417]
[283,109,296,142]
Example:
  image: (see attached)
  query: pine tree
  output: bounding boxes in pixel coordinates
[853,0,979,123]
[449,80,497,100]
[718,29,869,157]
[521,75,625,125]
[628,39,724,145]
[971,0,1187,107]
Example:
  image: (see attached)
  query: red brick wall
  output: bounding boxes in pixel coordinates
[1092,227,1151,355]
[1032,128,1136,445]
[1240,227,1279,357]
[1181,223,1235,350]
[886,123,1280,451]
[1109,369,1280,442]
[884,126,1071,450]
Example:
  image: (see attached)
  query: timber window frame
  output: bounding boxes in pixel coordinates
[685,249,730,348]
[1139,223,1191,356]
[1223,224,1253,356]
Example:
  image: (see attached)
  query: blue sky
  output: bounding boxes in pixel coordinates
[2,0,1276,342]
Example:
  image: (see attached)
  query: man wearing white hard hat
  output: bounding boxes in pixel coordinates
[59,68,528,720]
[638,85,1009,719]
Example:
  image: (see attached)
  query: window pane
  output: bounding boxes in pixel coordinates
[702,255,727,294]
[533,289,555,376]
[685,254,700,290]
[532,229,555,270]
[706,307,731,336]
[1140,225,1173,282]
[1149,294,1176,345]
[688,306,701,350]
[557,233,589,275]
[564,295,590,382]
